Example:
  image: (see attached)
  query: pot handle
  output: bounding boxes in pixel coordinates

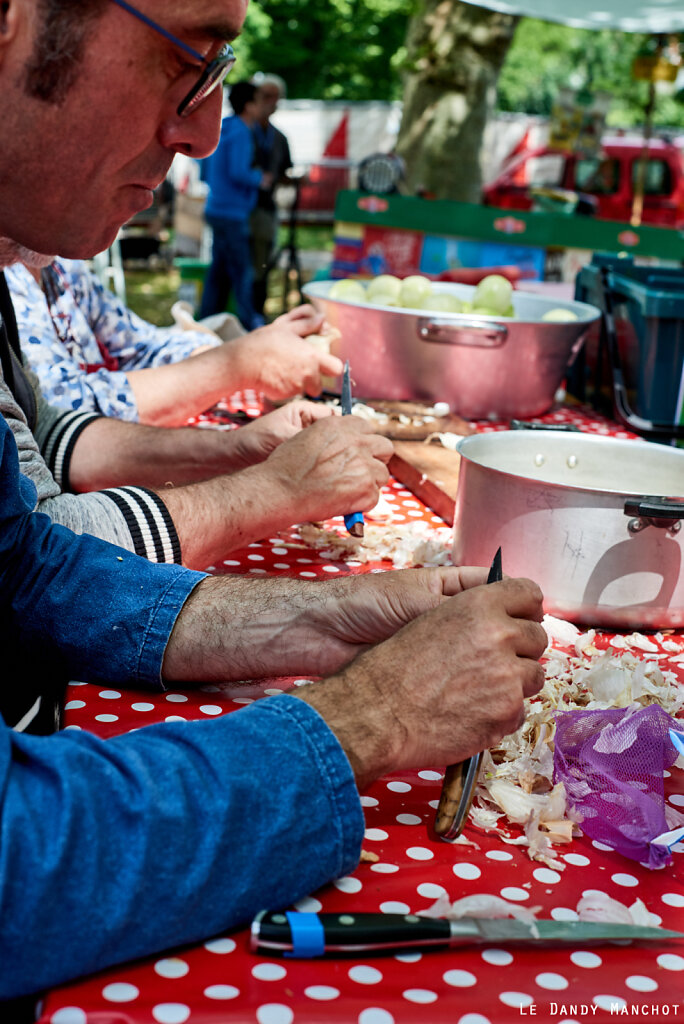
[418,317,508,348]
[624,496,684,531]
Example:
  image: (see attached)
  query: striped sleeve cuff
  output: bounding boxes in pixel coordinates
[41,411,102,490]
[99,486,182,564]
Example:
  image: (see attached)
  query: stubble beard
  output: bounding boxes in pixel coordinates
[0,238,55,270]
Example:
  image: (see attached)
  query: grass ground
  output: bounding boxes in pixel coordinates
[124,224,334,327]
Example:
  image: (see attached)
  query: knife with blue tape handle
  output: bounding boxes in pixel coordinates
[341,360,364,538]
[251,911,684,957]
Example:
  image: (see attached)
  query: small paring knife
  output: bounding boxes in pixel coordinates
[251,910,684,958]
[341,360,364,538]
[434,546,502,841]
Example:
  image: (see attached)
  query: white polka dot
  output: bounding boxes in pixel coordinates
[592,840,614,851]
[50,1010,87,1024]
[380,901,411,914]
[443,969,477,987]
[396,813,422,825]
[263,687,283,696]
[204,985,239,999]
[296,558,313,563]
[152,1006,190,1024]
[403,989,438,1004]
[626,975,658,992]
[418,770,442,781]
[563,853,590,866]
[551,907,579,921]
[256,1006,294,1024]
[131,702,154,712]
[407,846,434,861]
[95,714,118,723]
[248,553,264,560]
[669,794,684,807]
[204,937,236,953]
[457,1016,492,1024]
[63,725,82,730]
[304,986,340,1000]
[271,547,288,555]
[364,828,388,841]
[322,565,340,573]
[102,983,139,1003]
[658,953,684,970]
[662,892,684,907]
[417,882,447,899]
[486,850,513,861]
[154,958,189,979]
[64,700,85,710]
[293,896,322,912]
[611,872,638,887]
[199,704,223,715]
[387,781,412,793]
[358,1010,394,1024]
[536,972,569,990]
[360,796,378,807]
[232,697,253,704]
[349,965,383,984]
[299,571,317,577]
[165,693,188,703]
[395,952,421,962]
[452,862,481,880]
[499,886,529,901]
[499,992,534,1008]
[249,568,267,574]
[370,863,399,874]
[335,876,363,893]
[482,948,513,965]
[571,951,602,968]
[594,996,626,1011]
[165,715,186,722]
[533,868,561,884]
[252,963,287,981]
[223,559,241,565]
[98,690,121,699]
[273,563,290,569]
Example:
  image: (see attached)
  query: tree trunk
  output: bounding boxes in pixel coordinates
[396,0,519,201]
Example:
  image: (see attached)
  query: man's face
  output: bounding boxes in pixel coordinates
[0,0,247,258]
[256,86,280,120]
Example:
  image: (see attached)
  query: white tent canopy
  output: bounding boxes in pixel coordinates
[459,0,684,34]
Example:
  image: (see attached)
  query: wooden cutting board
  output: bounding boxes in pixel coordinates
[389,441,462,526]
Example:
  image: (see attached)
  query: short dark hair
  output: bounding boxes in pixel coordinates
[24,0,107,104]
[229,81,257,116]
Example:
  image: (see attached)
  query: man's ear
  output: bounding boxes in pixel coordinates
[0,0,20,46]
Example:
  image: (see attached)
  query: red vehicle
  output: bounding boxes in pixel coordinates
[483,135,684,228]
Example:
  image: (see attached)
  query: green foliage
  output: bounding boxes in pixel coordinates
[231,0,414,100]
[497,19,684,128]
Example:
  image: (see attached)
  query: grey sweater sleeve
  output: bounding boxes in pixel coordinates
[1,372,182,563]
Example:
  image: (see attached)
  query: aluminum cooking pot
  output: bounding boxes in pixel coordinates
[303,280,599,420]
[451,430,684,629]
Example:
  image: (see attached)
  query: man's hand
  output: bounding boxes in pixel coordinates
[229,310,343,399]
[229,400,336,468]
[261,415,393,522]
[296,576,546,789]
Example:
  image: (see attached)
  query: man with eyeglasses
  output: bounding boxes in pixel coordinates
[0,0,546,1004]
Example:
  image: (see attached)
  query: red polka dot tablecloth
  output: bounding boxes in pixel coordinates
[37,402,684,1024]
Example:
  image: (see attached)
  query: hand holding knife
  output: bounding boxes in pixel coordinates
[341,360,364,538]
[434,546,502,840]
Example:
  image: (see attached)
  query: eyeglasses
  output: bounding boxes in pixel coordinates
[109,0,236,117]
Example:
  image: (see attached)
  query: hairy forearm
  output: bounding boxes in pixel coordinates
[155,462,297,567]
[126,345,245,426]
[68,417,250,491]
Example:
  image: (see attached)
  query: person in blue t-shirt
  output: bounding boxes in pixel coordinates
[199,81,273,328]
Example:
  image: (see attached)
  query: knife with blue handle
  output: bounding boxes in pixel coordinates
[341,360,364,538]
[435,546,502,840]
[251,910,684,957]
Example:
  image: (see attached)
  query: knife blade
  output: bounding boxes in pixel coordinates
[341,360,364,538]
[251,911,684,957]
[435,547,502,840]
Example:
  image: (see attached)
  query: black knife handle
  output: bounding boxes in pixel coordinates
[251,910,452,957]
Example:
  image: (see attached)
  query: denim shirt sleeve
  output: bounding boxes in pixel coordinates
[0,695,364,998]
[0,416,204,686]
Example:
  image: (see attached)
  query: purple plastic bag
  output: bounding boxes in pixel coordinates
[554,704,681,869]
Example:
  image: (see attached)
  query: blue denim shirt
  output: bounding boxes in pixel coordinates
[0,416,363,998]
